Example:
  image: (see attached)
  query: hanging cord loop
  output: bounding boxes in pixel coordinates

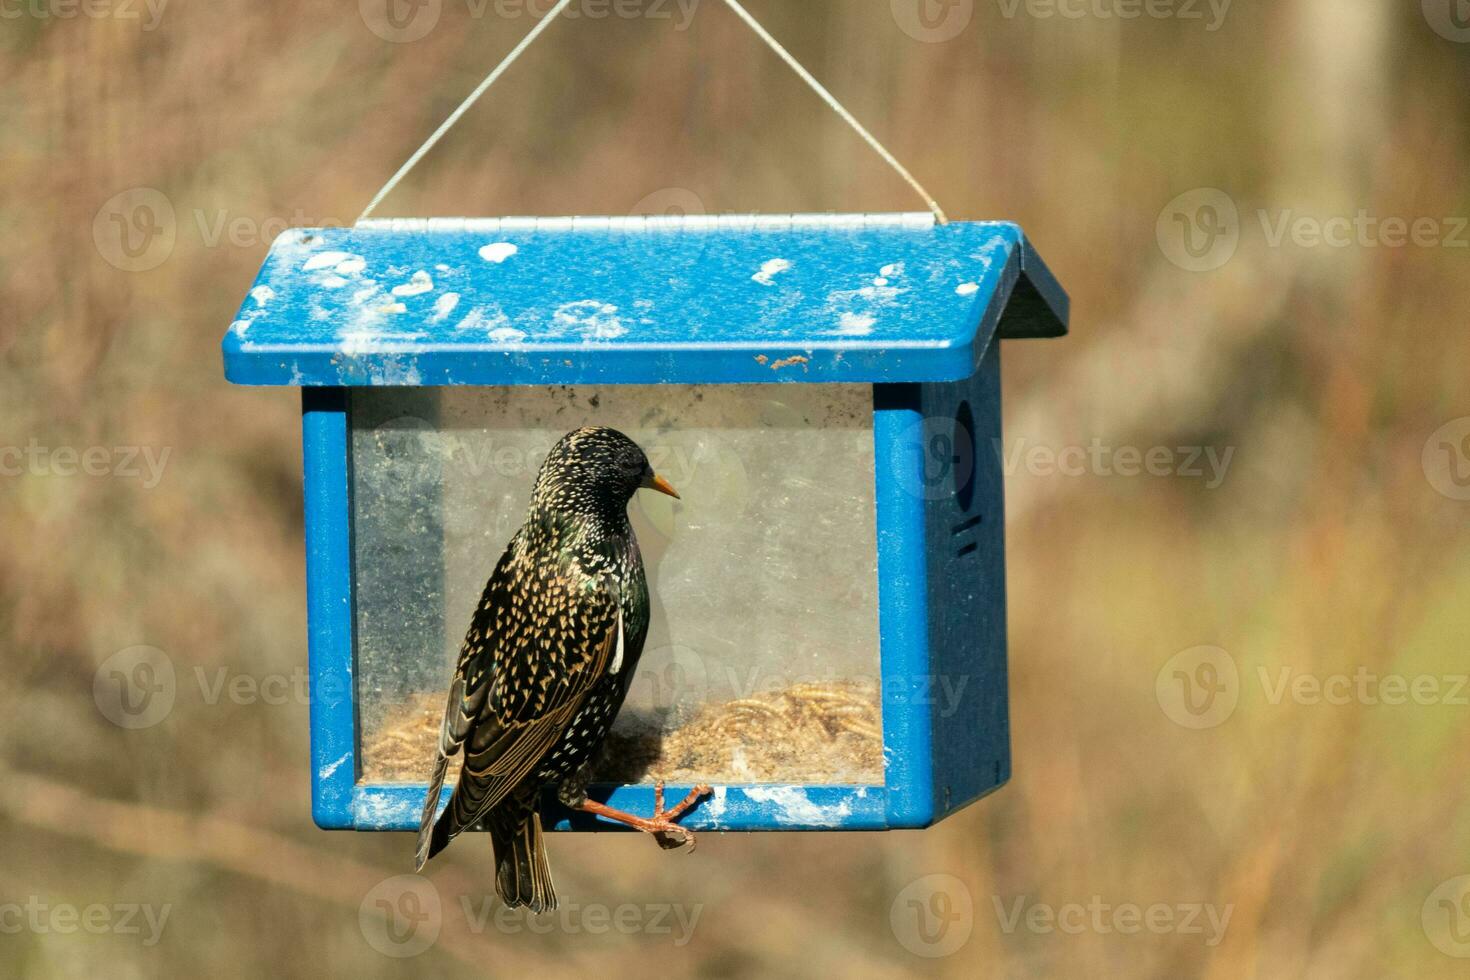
[356,0,948,225]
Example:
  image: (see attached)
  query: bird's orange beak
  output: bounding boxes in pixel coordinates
[641,473,680,499]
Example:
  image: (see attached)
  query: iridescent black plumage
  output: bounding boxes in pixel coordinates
[415,427,671,912]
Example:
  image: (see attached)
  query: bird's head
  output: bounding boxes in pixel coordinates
[530,426,679,524]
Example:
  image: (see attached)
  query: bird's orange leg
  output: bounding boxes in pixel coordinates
[576,782,713,850]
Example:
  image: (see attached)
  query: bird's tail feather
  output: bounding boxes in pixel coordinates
[490,807,557,913]
[414,752,451,872]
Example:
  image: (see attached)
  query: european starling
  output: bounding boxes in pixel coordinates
[415,426,709,912]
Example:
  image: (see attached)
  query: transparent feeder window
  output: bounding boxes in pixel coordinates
[352,385,883,786]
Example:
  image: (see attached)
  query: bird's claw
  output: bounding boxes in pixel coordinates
[650,781,712,851]
[575,782,712,850]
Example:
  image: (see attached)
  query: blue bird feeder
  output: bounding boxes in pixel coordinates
[221,212,1067,833]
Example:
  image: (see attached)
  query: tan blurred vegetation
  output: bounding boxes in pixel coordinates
[3,0,1469,976]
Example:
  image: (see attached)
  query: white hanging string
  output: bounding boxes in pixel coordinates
[718,0,948,224]
[356,0,948,225]
[356,0,578,224]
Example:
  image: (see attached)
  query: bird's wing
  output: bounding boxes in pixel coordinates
[425,539,623,848]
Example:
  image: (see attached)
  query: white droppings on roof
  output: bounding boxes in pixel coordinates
[318,275,350,289]
[872,277,890,287]
[435,263,451,273]
[374,356,423,386]
[302,250,354,271]
[752,258,791,286]
[231,318,253,336]
[488,326,528,343]
[338,328,381,355]
[743,786,853,825]
[479,242,519,263]
[250,285,275,305]
[391,270,433,297]
[335,256,367,275]
[431,292,461,323]
[835,312,876,335]
[351,285,380,305]
[455,306,511,333]
[380,302,408,314]
[880,262,905,278]
[956,282,980,296]
[554,300,626,340]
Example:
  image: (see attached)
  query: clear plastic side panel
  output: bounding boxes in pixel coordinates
[352,385,882,786]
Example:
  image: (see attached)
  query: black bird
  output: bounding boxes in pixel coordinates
[415,426,708,912]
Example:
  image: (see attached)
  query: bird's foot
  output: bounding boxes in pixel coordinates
[576,782,713,851]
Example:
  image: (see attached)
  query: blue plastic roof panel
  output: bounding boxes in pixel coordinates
[221,214,1068,387]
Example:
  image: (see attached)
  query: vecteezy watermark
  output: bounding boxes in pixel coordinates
[1424,875,1470,958]
[92,646,340,729]
[994,0,1231,32]
[1423,417,1470,502]
[0,440,170,488]
[1156,188,1240,272]
[992,895,1233,946]
[93,187,348,272]
[1157,646,1470,730]
[93,187,177,272]
[360,876,442,958]
[1158,187,1470,272]
[891,0,975,42]
[890,875,974,958]
[1156,645,1239,729]
[357,876,702,957]
[629,187,707,218]
[1423,0,1470,43]
[359,0,700,44]
[996,437,1235,489]
[0,898,171,947]
[632,646,970,720]
[0,0,168,30]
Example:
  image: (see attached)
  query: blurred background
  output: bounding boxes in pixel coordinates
[3,0,1469,975]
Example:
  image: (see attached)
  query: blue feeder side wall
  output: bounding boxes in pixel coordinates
[922,341,1010,820]
[302,388,358,829]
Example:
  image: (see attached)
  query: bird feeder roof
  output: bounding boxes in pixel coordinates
[221,214,1067,386]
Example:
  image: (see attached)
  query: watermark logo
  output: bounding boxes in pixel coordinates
[1423,417,1470,502]
[0,0,168,30]
[1156,645,1239,729]
[891,874,974,957]
[362,0,700,42]
[1424,875,1470,957]
[634,643,712,712]
[360,876,443,958]
[0,441,171,487]
[1159,187,1469,271]
[996,437,1234,488]
[892,0,974,42]
[1157,188,1239,272]
[93,187,176,272]
[0,898,171,946]
[994,895,1232,946]
[93,646,176,730]
[994,0,1231,32]
[892,414,976,502]
[95,188,347,271]
[1423,0,1470,43]
[360,0,442,42]
[1158,647,1469,729]
[630,186,707,218]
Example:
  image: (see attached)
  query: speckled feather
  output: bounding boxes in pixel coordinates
[415,427,655,912]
